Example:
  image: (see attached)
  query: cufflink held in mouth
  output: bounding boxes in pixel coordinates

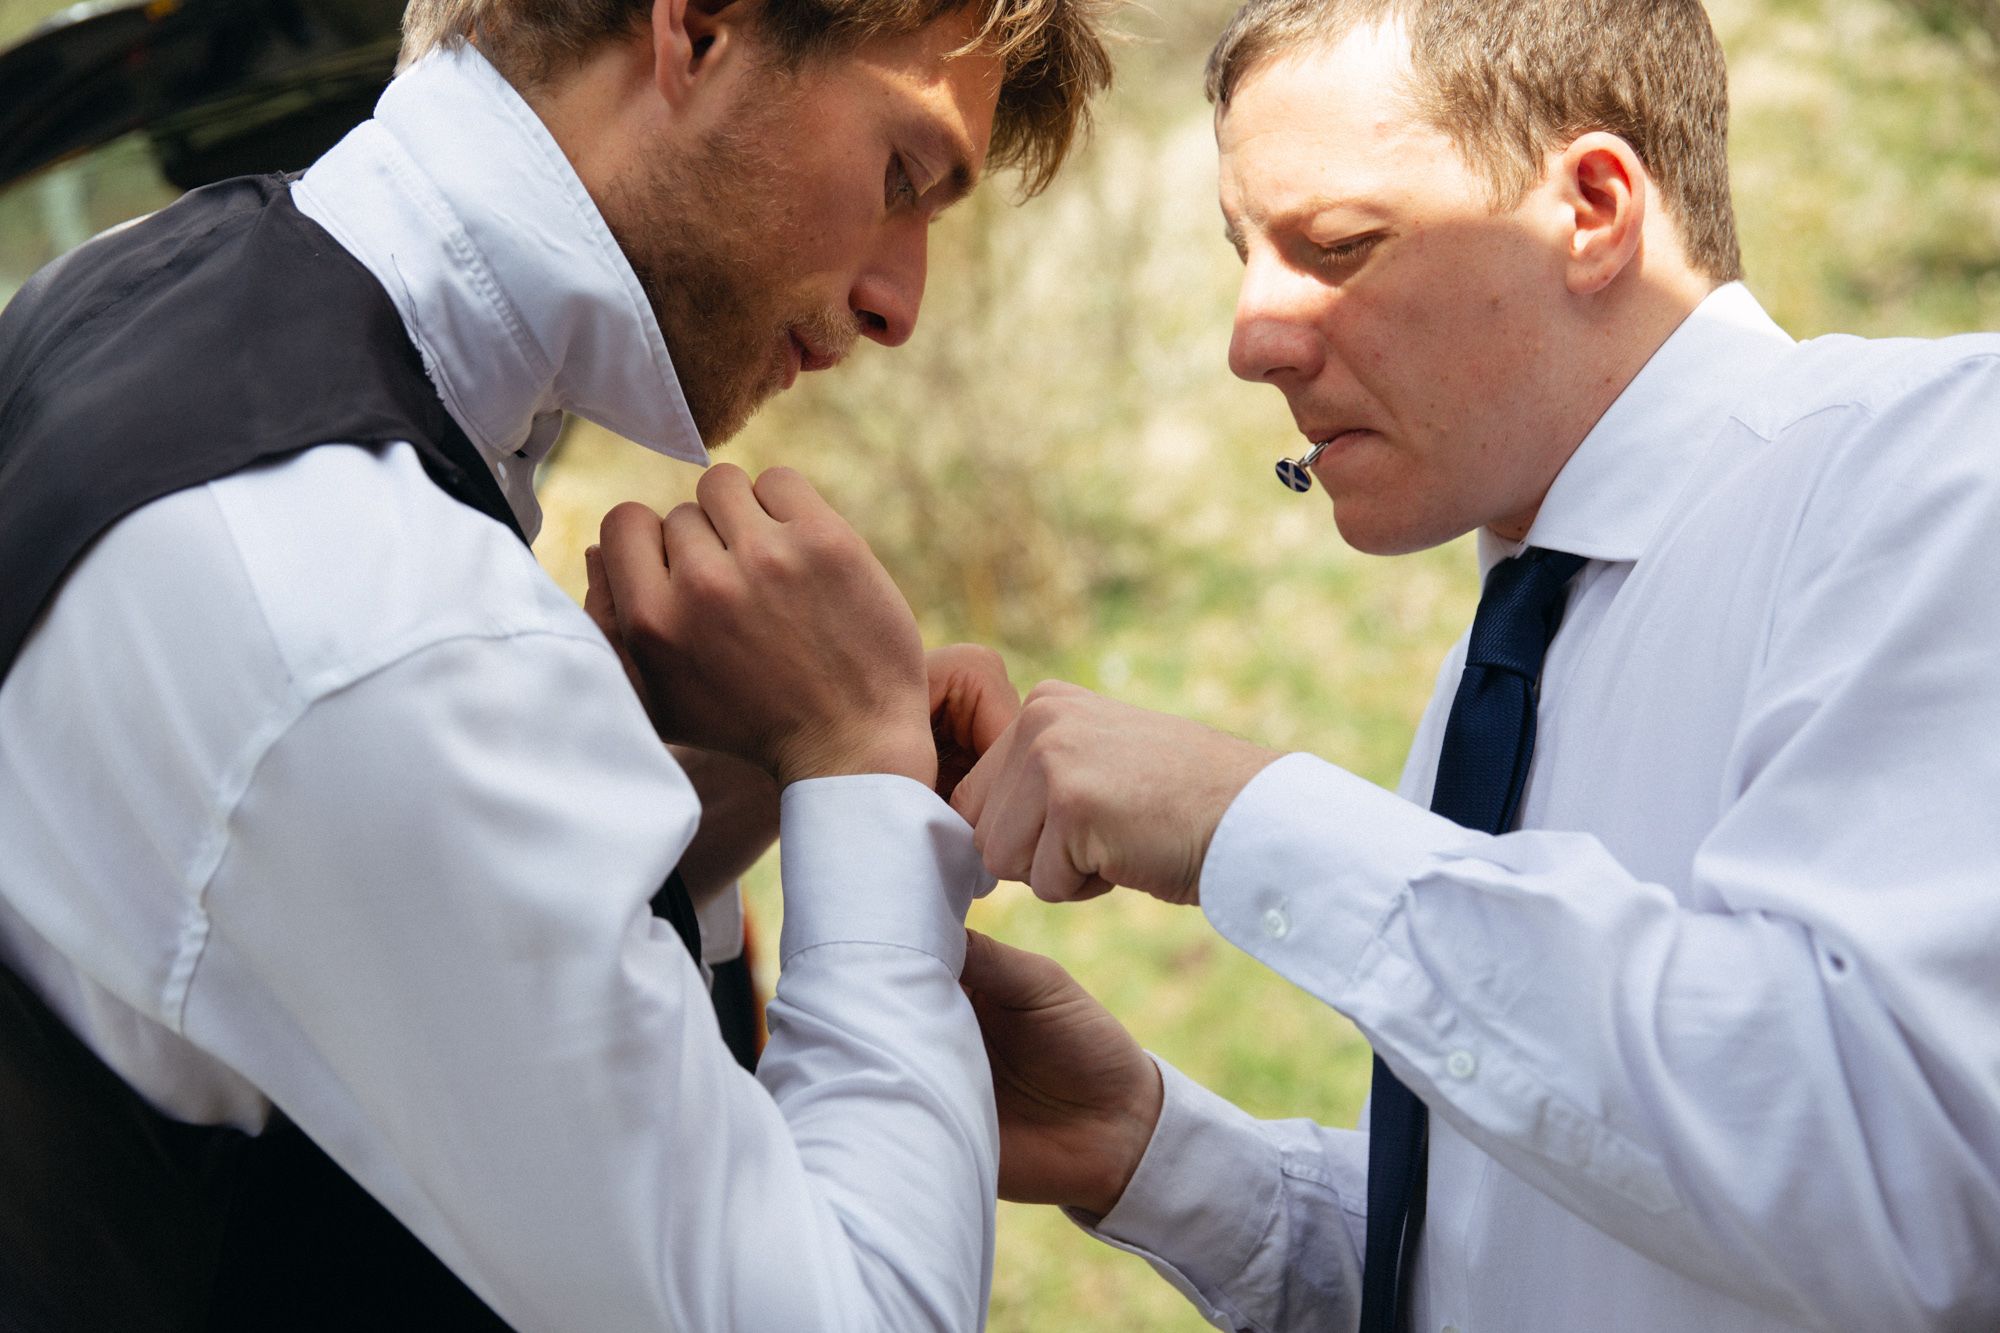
[1276,438,1332,492]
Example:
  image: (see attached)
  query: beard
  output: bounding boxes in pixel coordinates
[600,79,856,446]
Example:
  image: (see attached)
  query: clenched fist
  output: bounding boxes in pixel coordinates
[951,682,1282,904]
[588,464,934,789]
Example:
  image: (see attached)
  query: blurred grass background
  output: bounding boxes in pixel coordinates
[4,0,1998,1325]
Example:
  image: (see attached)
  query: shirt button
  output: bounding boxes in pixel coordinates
[1261,906,1290,939]
[1446,1050,1477,1080]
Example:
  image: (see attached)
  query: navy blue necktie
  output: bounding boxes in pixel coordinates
[1357,547,1586,1333]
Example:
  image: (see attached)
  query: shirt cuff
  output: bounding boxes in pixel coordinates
[1199,752,1474,987]
[696,882,744,966]
[1068,1057,1282,1326]
[777,774,994,975]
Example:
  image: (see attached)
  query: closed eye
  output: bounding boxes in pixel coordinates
[1315,232,1383,269]
[887,154,921,210]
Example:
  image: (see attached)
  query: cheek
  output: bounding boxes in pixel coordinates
[1377,276,1548,439]
[1318,305,1515,516]
[773,164,876,258]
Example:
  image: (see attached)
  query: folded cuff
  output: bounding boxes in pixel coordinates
[1200,752,1473,990]
[778,774,993,975]
[696,882,745,966]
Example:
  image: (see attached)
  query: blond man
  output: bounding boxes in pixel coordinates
[953,1,2000,1329]
[0,0,1109,1327]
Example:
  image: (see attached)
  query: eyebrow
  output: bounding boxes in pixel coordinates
[1221,193,1386,251]
[915,119,981,211]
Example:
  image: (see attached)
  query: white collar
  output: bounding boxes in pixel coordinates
[1480,282,1794,573]
[292,45,707,539]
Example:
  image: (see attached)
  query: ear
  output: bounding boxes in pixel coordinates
[1558,131,1648,296]
[650,0,746,111]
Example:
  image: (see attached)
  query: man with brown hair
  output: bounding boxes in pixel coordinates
[950,0,2000,1329]
[0,0,1109,1327]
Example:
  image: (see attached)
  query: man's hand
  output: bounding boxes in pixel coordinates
[600,644,1007,902]
[591,464,935,788]
[665,745,780,906]
[952,682,1282,905]
[926,644,1020,803]
[960,930,1162,1218]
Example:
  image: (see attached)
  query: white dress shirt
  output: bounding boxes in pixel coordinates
[1086,285,2000,1332]
[0,47,998,1331]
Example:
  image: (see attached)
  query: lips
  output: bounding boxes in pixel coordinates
[779,334,802,391]
[1304,428,1371,451]
[788,329,839,375]
[1295,429,1375,479]
[1303,425,1365,445]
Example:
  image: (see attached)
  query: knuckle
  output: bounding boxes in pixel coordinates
[741,537,801,581]
[1023,727,1065,771]
[1025,679,1071,706]
[661,507,708,552]
[678,561,733,605]
[623,603,671,647]
[1041,762,1074,805]
[801,521,862,566]
[601,500,658,538]
[1021,693,1068,730]
[801,508,853,542]
[700,461,748,490]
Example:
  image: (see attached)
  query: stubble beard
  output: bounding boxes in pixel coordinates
[602,78,848,447]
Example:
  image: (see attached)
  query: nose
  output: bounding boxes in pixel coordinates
[850,216,929,349]
[1228,251,1326,386]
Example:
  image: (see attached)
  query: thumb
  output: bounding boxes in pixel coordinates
[950,723,1014,827]
[960,928,1068,1006]
[583,545,618,641]
[960,927,993,994]
[928,646,1021,755]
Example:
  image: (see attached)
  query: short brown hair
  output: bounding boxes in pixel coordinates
[400,0,1117,196]
[1205,0,1741,282]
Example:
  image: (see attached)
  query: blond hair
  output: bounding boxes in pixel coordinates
[1205,0,1741,282]
[401,0,1116,196]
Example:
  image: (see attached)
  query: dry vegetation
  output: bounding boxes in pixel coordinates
[539,1,2000,1324]
[4,0,1998,1325]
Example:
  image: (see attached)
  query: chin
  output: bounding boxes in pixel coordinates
[1329,498,1463,557]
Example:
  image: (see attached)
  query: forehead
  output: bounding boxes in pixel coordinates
[1215,25,1470,222]
[841,9,1006,160]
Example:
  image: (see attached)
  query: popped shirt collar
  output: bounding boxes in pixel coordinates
[292,44,708,539]
[1479,282,1793,574]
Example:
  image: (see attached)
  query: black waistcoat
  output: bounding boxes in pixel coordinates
[0,175,707,1331]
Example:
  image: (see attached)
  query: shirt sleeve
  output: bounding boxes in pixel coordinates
[182,626,996,1331]
[1066,1057,1366,1332]
[1197,366,2000,1330]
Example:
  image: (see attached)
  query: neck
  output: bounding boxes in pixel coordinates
[1489,257,1717,545]
[502,35,667,212]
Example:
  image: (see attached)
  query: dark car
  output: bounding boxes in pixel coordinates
[0,0,402,296]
